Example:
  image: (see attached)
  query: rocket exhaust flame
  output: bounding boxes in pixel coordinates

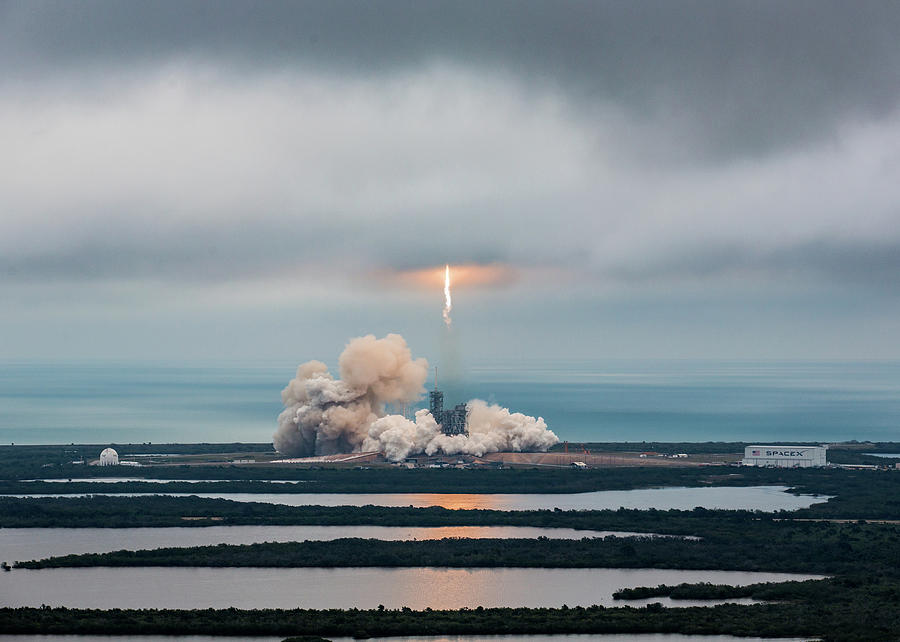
[443,264,452,327]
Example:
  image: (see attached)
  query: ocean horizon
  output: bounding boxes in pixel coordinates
[2,359,899,446]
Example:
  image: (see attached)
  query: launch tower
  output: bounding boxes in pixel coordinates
[429,371,468,436]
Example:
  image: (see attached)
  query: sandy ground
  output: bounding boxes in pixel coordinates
[478,450,741,467]
[120,449,741,469]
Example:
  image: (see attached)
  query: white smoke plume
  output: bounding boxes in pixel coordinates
[274,333,559,461]
[362,400,558,462]
[274,334,429,457]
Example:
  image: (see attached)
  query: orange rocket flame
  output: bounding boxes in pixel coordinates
[381,263,516,290]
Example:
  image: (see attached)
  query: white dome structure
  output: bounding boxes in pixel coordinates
[98,448,119,466]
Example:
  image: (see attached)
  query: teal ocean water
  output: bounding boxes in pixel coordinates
[1,360,899,445]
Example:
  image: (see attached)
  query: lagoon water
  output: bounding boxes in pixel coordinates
[329,637,813,642]
[5,485,827,511]
[1,525,686,564]
[2,359,899,445]
[0,633,806,642]
[0,567,824,610]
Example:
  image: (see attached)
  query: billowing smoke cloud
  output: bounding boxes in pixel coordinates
[363,400,558,462]
[274,334,428,457]
[274,333,558,461]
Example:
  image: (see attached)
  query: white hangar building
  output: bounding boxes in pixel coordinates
[742,445,827,468]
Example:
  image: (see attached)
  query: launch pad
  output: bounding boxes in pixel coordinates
[429,387,468,436]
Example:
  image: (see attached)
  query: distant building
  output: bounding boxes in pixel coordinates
[742,445,827,468]
[98,448,119,466]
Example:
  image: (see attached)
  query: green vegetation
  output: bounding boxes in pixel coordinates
[0,459,776,488]
[825,449,900,466]
[3,451,900,639]
[1,458,897,499]
[14,519,899,574]
[612,580,829,601]
[4,465,900,527]
[0,494,734,529]
[611,578,872,603]
[5,441,898,484]
[614,582,755,600]
[0,443,276,479]
[552,440,900,456]
[0,496,831,531]
[3,581,900,642]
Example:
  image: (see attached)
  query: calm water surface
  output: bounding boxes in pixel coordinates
[2,360,899,444]
[0,567,824,609]
[23,478,317,484]
[0,633,806,642]
[330,637,814,642]
[8,486,826,511]
[0,526,686,564]
[0,639,281,642]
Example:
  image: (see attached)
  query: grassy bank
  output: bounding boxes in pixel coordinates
[0,461,895,498]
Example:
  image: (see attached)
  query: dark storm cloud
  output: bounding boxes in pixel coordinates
[2,0,900,298]
[3,0,900,159]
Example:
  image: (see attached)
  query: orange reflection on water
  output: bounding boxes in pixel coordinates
[412,526,481,539]
[404,493,504,510]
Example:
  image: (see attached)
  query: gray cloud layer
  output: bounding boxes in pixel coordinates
[2,1,900,294]
[4,1,900,158]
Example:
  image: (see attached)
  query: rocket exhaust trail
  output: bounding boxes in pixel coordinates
[443,264,452,327]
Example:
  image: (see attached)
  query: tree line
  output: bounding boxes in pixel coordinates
[2,587,899,641]
[14,520,899,576]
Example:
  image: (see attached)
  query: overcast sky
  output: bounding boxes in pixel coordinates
[2,0,900,363]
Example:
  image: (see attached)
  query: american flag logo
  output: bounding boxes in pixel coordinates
[751,450,760,456]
